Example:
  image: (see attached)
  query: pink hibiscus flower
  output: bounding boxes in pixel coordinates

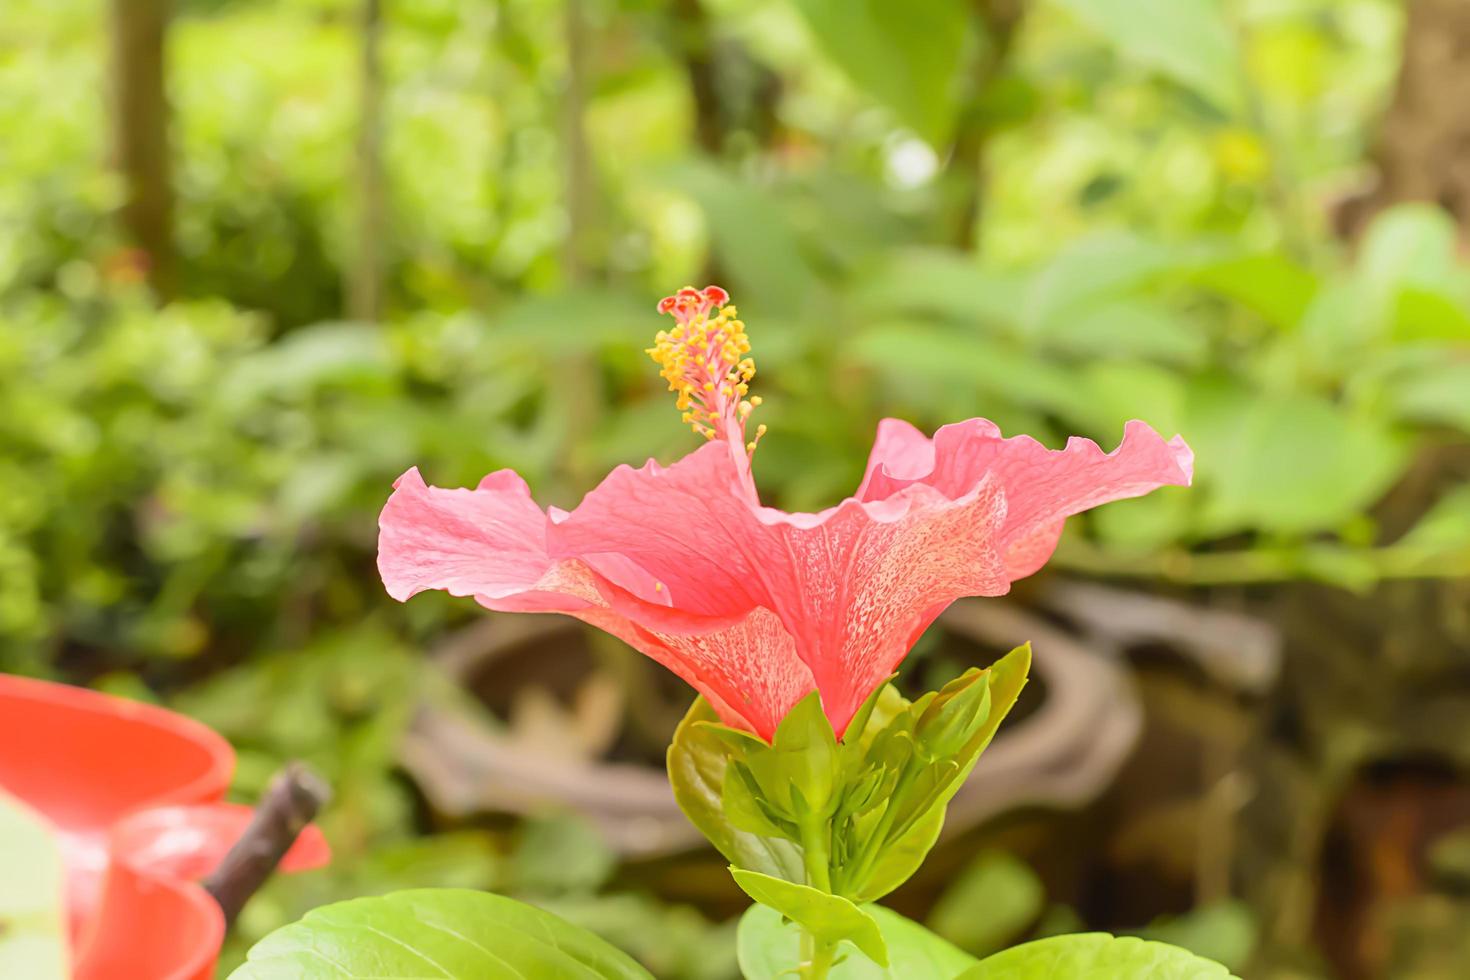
[378,286,1193,741]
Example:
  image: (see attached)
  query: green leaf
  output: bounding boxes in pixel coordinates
[738,903,976,980]
[1386,359,1470,435]
[510,813,616,895]
[731,870,889,968]
[1358,205,1461,300]
[667,697,806,881]
[218,322,394,406]
[853,325,1093,424]
[1296,280,1380,367]
[1091,491,1194,550]
[928,851,1046,957]
[1132,902,1257,973]
[854,250,1025,328]
[0,791,68,980]
[492,289,657,352]
[665,162,819,314]
[842,680,906,755]
[228,888,655,979]
[1187,383,1409,536]
[1077,361,1187,440]
[956,646,1029,772]
[913,668,991,761]
[1188,254,1319,331]
[1048,0,1241,111]
[1347,205,1470,343]
[768,691,840,815]
[957,933,1236,979]
[790,0,970,144]
[851,802,945,903]
[1034,302,1207,367]
[1390,284,1470,342]
[1397,485,1470,553]
[850,646,1031,903]
[723,762,794,838]
[1022,233,1184,335]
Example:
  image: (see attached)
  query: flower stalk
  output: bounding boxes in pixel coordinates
[798,817,838,977]
[800,931,839,980]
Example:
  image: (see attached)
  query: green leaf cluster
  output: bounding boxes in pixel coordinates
[669,645,1031,908]
[229,886,1239,979]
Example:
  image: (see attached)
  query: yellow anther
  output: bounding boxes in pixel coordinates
[649,286,765,444]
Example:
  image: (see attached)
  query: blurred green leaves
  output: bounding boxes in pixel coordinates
[1048,0,1241,111]
[928,851,1045,958]
[1187,385,1407,536]
[789,0,970,144]
[1133,902,1257,974]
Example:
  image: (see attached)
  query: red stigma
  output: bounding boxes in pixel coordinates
[657,285,731,323]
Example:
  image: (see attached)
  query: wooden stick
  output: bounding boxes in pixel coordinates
[203,762,330,928]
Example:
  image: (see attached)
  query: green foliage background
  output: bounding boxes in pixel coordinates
[3,0,1469,976]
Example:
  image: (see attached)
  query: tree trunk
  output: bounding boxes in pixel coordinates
[944,0,1027,250]
[671,0,723,156]
[561,0,595,281]
[349,0,387,322]
[108,0,174,298]
[1336,0,1470,237]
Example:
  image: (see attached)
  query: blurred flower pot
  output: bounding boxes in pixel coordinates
[0,674,327,980]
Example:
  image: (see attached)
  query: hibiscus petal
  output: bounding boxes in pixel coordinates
[855,418,938,498]
[858,417,1193,577]
[377,467,556,603]
[759,479,1012,732]
[381,417,1191,741]
[553,444,1012,734]
[377,465,814,739]
[631,606,814,741]
[547,443,774,622]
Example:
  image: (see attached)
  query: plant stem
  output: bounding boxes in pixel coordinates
[797,819,837,979]
[800,817,832,892]
[203,762,329,927]
[800,930,839,980]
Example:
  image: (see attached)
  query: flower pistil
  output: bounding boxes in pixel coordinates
[647,285,766,455]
